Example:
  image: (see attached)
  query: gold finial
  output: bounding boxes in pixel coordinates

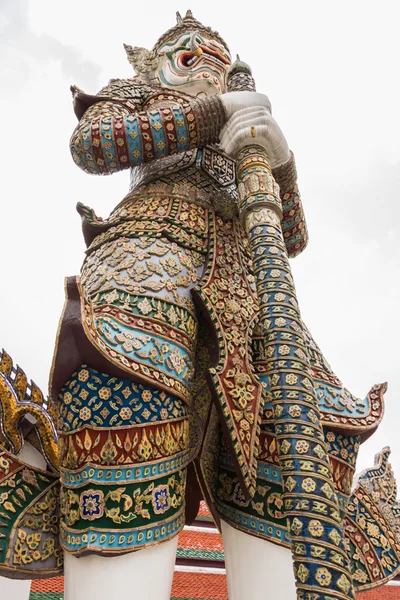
[176,11,183,24]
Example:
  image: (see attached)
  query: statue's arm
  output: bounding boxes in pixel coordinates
[70,82,227,175]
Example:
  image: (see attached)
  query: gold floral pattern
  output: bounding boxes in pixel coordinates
[82,235,204,299]
[316,567,332,587]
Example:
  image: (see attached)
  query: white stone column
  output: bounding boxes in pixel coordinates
[222,520,296,600]
[0,577,33,600]
[64,534,178,600]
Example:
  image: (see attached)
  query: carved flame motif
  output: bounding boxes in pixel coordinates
[0,350,58,471]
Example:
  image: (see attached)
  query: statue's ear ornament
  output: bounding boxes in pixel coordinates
[123,44,158,82]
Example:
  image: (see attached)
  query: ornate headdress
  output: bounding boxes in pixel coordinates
[124,10,230,80]
[153,10,229,54]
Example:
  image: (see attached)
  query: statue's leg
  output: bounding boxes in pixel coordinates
[0,575,31,600]
[64,536,178,600]
[59,369,188,600]
[0,443,47,600]
[54,234,204,600]
[215,398,297,600]
[222,521,296,600]
[217,439,297,600]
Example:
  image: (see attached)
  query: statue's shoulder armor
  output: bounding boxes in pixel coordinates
[97,77,154,103]
[72,77,156,120]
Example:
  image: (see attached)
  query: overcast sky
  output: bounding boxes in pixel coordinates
[0,0,399,482]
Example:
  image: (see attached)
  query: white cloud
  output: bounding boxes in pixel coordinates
[0,0,102,88]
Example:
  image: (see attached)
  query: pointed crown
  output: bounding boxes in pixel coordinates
[153,10,230,54]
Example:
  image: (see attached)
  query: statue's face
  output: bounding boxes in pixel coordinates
[156,31,231,97]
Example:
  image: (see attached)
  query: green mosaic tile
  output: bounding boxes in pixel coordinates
[176,548,224,560]
[29,593,63,600]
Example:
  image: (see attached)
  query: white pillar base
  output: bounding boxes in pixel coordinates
[0,577,32,600]
[221,520,296,600]
[64,534,179,600]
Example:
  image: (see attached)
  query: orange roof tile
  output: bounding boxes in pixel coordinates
[357,587,400,599]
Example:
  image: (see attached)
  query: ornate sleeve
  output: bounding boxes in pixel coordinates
[69,80,227,175]
[272,152,309,257]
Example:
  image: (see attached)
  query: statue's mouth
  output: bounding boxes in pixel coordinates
[180,45,231,69]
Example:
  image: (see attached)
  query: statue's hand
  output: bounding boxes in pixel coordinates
[220,92,290,168]
[221,91,272,118]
